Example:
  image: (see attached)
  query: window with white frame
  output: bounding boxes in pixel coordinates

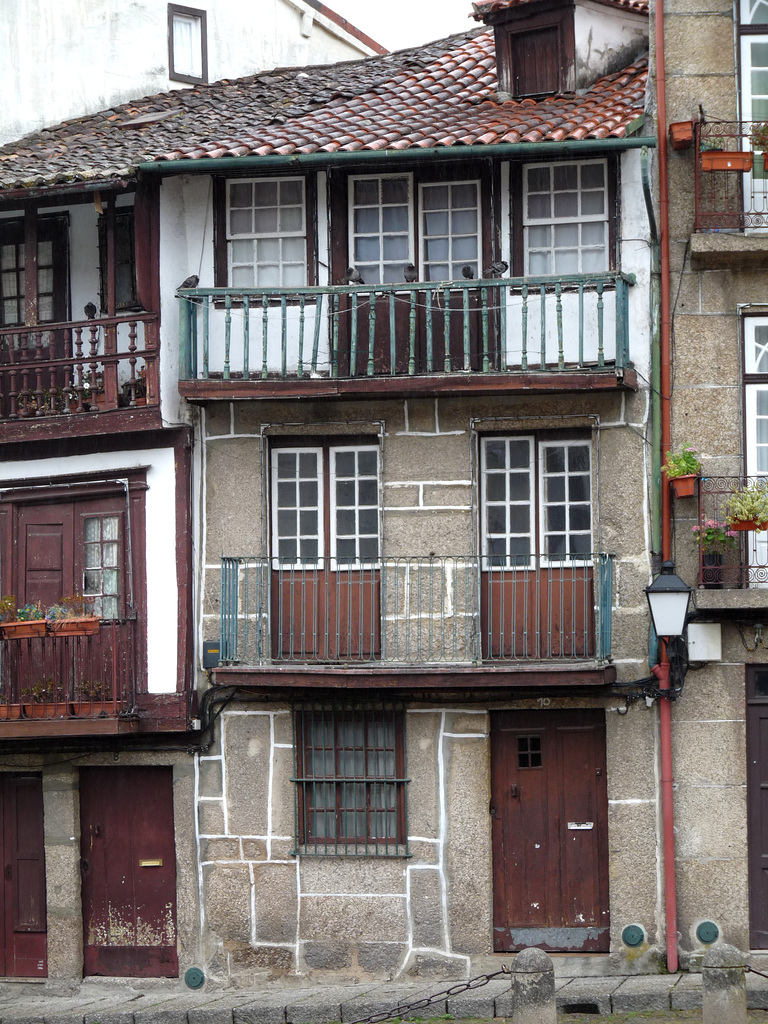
[227,178,306,288]
[271,444,380,568]
[168,4,207,83]
[745,318,768,475]
[83,515,121,618]
[420,181,481,281]
[481,435,592,564]
[350,176,413,284]
[524,161,608,275]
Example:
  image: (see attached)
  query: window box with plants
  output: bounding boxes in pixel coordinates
[20,680,68,719]
[0,597,47,639]
[724,480,768,531]
[70,679,121,718]
[46,595,101,636]
[692,520,739,588]
[700,135,754,172]
[663,443,701,498]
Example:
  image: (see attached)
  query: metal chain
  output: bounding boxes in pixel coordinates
[346,967,511,1024]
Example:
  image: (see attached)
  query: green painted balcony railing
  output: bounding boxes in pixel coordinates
[178,273,634,383]
[219,554,615,667]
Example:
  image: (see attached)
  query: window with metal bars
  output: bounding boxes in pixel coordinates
[292,705,408,855]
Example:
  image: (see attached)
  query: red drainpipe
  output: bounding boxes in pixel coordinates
[655,0,679,974]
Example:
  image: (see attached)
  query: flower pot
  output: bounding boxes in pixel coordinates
[47,616,100,636]
[22,703,65,719]
[70,700,121,718]
[702,552,723,589]
[0,704,22,720]
[729,519,768,531]
[669,121,694,150]
[670,474,698,498]
[701,150,754,172]
[1,620,47,639]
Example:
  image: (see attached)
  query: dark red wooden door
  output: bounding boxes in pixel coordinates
[17,503,74,610]
[0,774,47,977]
[747,668,768,947]
[80,766,178,977]
[491,709,609,951]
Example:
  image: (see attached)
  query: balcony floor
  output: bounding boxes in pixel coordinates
[212,662,617,692]
[180,368,637,403]
[0,404,163,445]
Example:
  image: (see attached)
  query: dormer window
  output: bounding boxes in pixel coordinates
[496,11,571,97]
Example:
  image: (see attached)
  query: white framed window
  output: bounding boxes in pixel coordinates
[272,448,323,568]
[228,178,306,288]
[168,4,207,83]
[481,435,593,565]
[330,447,380,566]
[349,175,414,285]
[83,515,120,619]
[271,444,380,569]
[523,161,608,275]
[420,181,481,281]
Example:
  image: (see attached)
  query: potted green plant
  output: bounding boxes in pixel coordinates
[663,443,702,497]
[70,679,120,717]
[752,121,768,159]
[724,480,768,531]
[0,599,47,639]
[692,520,739,589]
[46,594,100,636]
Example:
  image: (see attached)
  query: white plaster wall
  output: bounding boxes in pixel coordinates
[574,3,647,88]
[0,0,377,145]
[0,447,179,694]
[620,148,653,387]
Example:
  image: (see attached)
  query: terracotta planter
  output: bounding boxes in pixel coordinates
[0,704,22,720]
[1,620,47,639]
[47,616,100,636]
[701,150,754,172]
[670,474,698,498]
[22,703,66,719]
[669,121,694,150]
[729,519,768,531]
[70,700,121,718]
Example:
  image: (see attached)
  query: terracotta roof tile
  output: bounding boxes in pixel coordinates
[0,29,648,191]
[472,0,647,15]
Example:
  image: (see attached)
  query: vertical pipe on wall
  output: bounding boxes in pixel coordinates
[654,0,679,974]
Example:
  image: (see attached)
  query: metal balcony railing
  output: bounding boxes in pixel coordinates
[219,554,615,667]
[695,121,768,231]
[0,313,159,421]
[0,620,137,720]
[178,274,633,385]
[697,477,768,588]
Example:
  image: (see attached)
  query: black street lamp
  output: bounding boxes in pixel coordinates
[645,560,693,640]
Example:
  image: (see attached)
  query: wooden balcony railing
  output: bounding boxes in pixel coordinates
[697,477,768,588]
[178,274,633,389]
[0,313,159,421]
[219,554,615,667]
[0,619,137,722]
[695,121,768,231]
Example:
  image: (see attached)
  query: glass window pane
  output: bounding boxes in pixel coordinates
[359,508,378,534]
[358,450,378,476]
[554,164,578,191]
[424,211,450,235]
[335,451,356,477]
[528,251,550,275]
[581,191,605,216]
[509,506,530,532]
[452,209,477,234]
[280,180,303,205]
[425,238,449,261]
[527,166,550,192]
[231,266,254,287]
[382,235,408,261]
[570,446,590,471]
[354,179,380,205]
[554,192,579,218]
[280,207,303,232]
[555,224,579,247]
[453,236,477,259]
[355,207,380,233]
[253,208,278,233]
[422,185,448,209]
[382,207,409,233]
[229,209,252,234]
[527,194,550,219]
[358,479,378,505]
[253,182,278,207]
[582,248,606,273]
[452,183,478,208]
[382,178,409,204]
[355,237,380,262]
[554,250,579,274]
[485,440,506,469]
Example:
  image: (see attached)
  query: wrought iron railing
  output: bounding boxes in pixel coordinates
[697,477,768,587]
[0,313,159,421]
[0,620,137,720]
[695,121,768,230]
[219,554,614,666]
[178,274,633,384]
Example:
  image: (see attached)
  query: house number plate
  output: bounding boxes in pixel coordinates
[567,822,594,830]
[139,859,163,867]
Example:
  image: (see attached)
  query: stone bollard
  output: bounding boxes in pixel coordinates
[512,946,557,1024]
[702,942,747,1024]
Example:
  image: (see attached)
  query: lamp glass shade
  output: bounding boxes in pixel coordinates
[645,564,692,638]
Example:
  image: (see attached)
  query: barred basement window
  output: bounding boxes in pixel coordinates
[292,704,408,856]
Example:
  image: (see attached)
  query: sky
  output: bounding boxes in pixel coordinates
[327,0,477,52]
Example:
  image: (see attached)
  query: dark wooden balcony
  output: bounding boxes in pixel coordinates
[695,121,768,232]
[0,313,161,443]
[0,620,139,737]
[177,274,637,401]
[215,554,616,691]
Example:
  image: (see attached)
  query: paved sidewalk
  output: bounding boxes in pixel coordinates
[2,961,768,1023]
